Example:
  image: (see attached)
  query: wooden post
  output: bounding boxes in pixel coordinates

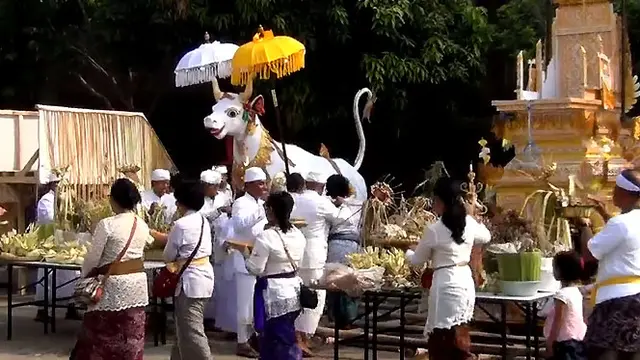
[581,46,587,90]
[536,40,543,99]
[516,51,524,99]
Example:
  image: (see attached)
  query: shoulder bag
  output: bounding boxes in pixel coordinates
[275,229,318,309]
[152,216,205,298]
[74,216,138,305]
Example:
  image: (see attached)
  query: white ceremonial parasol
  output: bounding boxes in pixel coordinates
[174,32,239,87]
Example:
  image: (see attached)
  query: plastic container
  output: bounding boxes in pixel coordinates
[501,280,541,296]
[539,257,561,292]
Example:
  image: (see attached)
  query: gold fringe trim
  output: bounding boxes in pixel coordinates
[231,51,305,85]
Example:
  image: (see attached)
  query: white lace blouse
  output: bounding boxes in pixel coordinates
[82,212,150,312]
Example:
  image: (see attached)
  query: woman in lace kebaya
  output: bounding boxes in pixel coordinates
[246,191,306,360]
[73,179,150,360]
[406,177,491,360]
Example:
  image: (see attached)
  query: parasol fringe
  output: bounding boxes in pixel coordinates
[231,50,305,86]
[175,60,233,87]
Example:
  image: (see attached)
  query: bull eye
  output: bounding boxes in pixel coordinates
[225,108,239,118]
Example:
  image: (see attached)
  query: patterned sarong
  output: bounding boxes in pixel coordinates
[73,307,146,360]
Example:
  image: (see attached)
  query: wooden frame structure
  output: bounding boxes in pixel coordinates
[0,106,174,233]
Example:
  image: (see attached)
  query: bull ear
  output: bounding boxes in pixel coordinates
[239,77,254,103]
[250,95,264,110]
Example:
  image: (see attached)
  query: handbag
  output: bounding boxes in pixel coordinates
[73,217,138,305]
[152,217,204,298]
[275,230,318,309]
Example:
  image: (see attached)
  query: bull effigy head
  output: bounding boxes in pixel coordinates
[203,78,264,139]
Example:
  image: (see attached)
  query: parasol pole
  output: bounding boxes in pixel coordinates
[621,0,627,123]
[269,86,291,175]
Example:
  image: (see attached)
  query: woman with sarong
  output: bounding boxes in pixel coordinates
[325,174,362,329]
[73,179,150,359]
[246,191,306,360]
[406,177,491,360]
[578,169,640,360]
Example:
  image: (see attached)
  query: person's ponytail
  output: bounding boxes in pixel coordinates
[441,196,467,244]
[434,178,468,244]
[278,217,293,233]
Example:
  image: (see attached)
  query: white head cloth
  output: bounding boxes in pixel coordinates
[47,172,61,184]
[39,168,60,185]
[616,172,640,192]
[305,171,328,184]
[213,165,228,175]
[200,170,222,185]
[245,167,267,183]
[151,169,171,182]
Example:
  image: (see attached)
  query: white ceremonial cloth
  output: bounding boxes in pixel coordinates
[291,190,339,269]
[236,272,256,343]
[291,190,340,335]
[406,216,491,336]
[230,193,267,275]
[229,192,267,343]
[210,262,237,331]
[210,211,238,331]
[588,209,640,304]
[36,190,55,225]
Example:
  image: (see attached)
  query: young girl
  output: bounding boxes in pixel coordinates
[544,251,587,360]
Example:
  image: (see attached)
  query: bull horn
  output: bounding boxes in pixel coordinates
[212,77,223,101]
[239,76,254,103]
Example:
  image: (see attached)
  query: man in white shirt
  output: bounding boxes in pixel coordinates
[141,169,176,223]
[199,169,234,329]
[291,171,340,356]
[35,172,81,321]
[199,170,223,224]
[213,165,234,200]
[230,167,268,357]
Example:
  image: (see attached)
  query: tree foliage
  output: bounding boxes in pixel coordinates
[493,0,547,59]
[0,0,492,122]
[0,0,564,185]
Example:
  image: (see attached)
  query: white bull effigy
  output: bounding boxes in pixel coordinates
[203,78,373,201]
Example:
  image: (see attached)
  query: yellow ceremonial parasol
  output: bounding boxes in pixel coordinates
[231,26,306,174]
[231,26,305,86]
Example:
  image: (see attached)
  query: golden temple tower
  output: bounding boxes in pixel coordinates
[488,0,639,210]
